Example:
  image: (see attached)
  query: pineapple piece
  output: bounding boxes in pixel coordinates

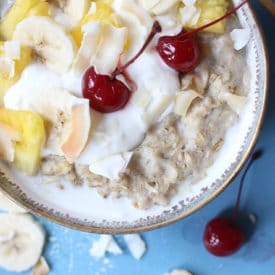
[182,0,229,34]
[0,0,50,41]
[71,0,121,48]
[0,43,32,105]
[0,108,45,175]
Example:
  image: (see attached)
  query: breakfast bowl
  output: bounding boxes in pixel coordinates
[0,0,268,234]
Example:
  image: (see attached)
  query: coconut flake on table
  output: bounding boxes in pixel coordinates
[89,235,122,259]
[164,269,193,275]
[230,28,251,51]
[123,234,146,260]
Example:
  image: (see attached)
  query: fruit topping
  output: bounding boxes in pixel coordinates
[157,0,248,73]
[0,122,21,162]
[0,108,45,175]
[180,0,229,33]
[71,0,121,48]
[4,87,91,163]
[157,29,200,73]
[53,0,90,24]
[82,21,162,113]
[203,150,263,256]
[13,16,76,74]
[83,66,131,113]
[0,0,50,41]
[0,41,31,104]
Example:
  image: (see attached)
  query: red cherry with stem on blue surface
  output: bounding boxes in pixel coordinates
[156,0,248,73]
[82,21,162,113]
[203,150,263,257]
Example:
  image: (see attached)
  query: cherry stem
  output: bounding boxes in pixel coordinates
[182,0,249,38]
[232,149,263,221]
[111,21,162,79]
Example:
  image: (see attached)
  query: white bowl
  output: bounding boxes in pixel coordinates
[0,1,268,233]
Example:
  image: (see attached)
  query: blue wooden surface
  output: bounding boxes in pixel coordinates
[1,1,274,274]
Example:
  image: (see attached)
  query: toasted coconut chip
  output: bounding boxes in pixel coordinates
[61,104,91,163]
[32,257,50,275]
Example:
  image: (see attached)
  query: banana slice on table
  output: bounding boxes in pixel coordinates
[0,192,27,213]
[13,16,76,74]
[0,214,45,272]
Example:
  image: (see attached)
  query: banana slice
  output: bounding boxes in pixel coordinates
[4,86,91,162]
[0,192,27,213]
[13,16,76,74]
[0,122,21,162]
[55,0,89,24]
[0,214,45,272]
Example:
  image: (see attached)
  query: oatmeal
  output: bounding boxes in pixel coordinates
[0,0,249,209]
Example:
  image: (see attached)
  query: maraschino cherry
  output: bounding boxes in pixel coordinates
[203,150,263,256]
[83,0,248,113]
[82,21,162,113]
[156,0,248,73]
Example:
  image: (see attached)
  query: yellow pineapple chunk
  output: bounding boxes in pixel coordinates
[71,0,121,48]
[182,0,229,33]
[0,0,50,41]
[0,108,45,175]
[0,43,31,104]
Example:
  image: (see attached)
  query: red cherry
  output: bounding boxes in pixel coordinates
[157,0,248,74]
[82,67,130,113]
[203,217,244,256]
[157,30,200,73]
[82,22,162,113]
[203,150,263,257]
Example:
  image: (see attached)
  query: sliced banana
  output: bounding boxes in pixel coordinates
[55,0,89,24]
[13,16,76,74]
[0,214,45,272]
[0,192,27,213]
[0,122,21,162]
[4,86,91,162]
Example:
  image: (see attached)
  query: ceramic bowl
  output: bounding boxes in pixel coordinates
[0,1,268,233]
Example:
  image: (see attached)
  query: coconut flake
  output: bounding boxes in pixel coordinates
[89,235,122,259]
[89,152,133,180]
[230,28,250,51]
[123,234,146,260]
[164,269,193,275]
[4,41,21,60]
